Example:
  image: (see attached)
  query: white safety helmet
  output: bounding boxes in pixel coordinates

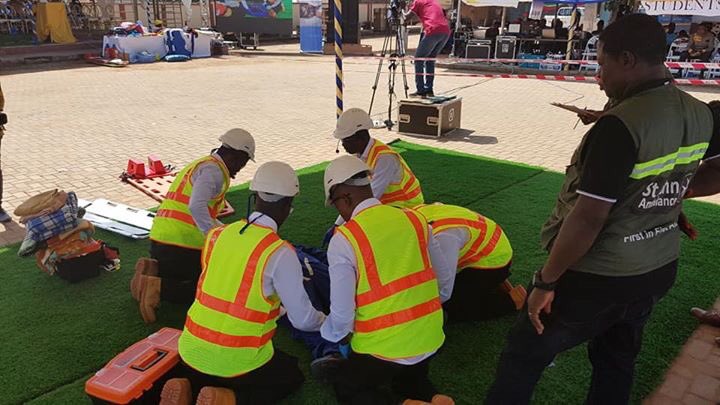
[219,128,256,161]
[323,155,372,206]
[250,161,299,201]
[333,108,374,140]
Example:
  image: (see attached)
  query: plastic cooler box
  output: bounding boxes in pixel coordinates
[85,328,182,404]
[519,53,544,69]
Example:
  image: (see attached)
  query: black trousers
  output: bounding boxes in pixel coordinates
[150,241,202,305]
[168,349,304,405]
[680,50,712,62]
[0,133,4,209]
[485,261,677,405]
[333,352,438,405]
[442,264,516,322]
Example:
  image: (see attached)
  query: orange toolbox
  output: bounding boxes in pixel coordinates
[85,328,182,404]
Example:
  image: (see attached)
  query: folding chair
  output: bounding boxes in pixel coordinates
[579,35,599,73]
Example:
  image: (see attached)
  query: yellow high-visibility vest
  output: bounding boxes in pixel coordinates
[365,139,424,208]
[337,204,444,359]
[178,220,287,377]
[415,203,513,270]
[149,156,229,250]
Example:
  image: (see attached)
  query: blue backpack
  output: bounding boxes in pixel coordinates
[295,245,331,314]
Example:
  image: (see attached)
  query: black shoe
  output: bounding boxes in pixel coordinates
[409,91,426,98]
[0,208,10,223]
[425,91,435,98]
[310,353,345,383]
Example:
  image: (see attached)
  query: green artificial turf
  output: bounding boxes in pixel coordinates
[3,141,720,404]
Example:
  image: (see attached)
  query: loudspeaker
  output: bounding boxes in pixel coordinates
[466,44,491,59]
[494,36,517,59]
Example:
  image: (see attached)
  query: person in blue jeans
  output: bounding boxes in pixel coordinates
[404,0,450,97]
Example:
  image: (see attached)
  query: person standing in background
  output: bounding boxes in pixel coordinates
[404,0,450,98]
[0,82,10,223]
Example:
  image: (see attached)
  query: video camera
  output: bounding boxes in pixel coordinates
[387,0,407,26]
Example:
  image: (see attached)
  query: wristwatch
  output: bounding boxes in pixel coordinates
[532,271,557,291]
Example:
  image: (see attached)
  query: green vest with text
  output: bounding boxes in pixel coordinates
[540,84,713,276]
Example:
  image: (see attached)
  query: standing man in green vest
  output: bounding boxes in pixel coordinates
[317,155,454,405]
[159,161,327,405]
[486,14,720,404]
[131,129,255,324]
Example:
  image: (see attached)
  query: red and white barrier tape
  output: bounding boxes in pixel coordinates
[346,55,587,64]
[674,78,720,86]
[346,55,720,70]
[417,72,598,82]
[413,72,720,86]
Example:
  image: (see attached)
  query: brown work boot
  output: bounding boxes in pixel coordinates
[431,394,455,405]
[691,307,720,327]
[131,258,158,301]
[139,275,162,324]
[509,285,527,311]
[501,280,527,310]
[159,378,192,405]
[402,395,454,405]
[195,387,235,405]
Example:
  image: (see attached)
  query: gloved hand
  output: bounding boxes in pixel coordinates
[338,344,350,359]
[322,225,336,247]
[678,211,698,241]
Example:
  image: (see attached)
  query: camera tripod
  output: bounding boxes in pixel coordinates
[368,18,410,131]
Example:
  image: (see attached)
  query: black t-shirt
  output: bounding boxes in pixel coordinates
[577,106,720,202]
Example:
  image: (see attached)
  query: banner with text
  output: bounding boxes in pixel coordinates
[639,0,720,16]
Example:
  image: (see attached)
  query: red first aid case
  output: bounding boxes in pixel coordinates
[85,328,182,404]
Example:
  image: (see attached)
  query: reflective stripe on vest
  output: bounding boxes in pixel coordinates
[338,205,444,359]
[149,156,230,249]
[416,204,513,270]
[178,221,284,377]
[366,139,424,208]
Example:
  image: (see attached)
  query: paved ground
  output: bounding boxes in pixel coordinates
[645,297,720,405]
[3,34,720,402]
[3,34,720,246]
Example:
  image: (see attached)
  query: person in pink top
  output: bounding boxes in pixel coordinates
[405,0,450,97]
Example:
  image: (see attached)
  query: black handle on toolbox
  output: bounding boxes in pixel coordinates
[130,350,168,372]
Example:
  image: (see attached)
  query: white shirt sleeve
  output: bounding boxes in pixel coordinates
[370,154,402,200]
[189,163,225,234]
[320,232,357,343]
[427,225,458,303]
[433,228,470,302]
[267,246,326,332]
